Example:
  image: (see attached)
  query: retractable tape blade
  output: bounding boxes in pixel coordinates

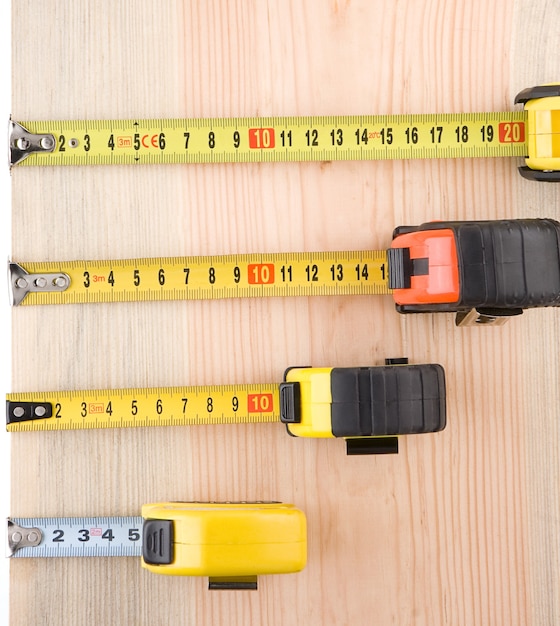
[9,111,527,167]
[11,85,559,179]
[8,515,143,558]
[6,383,281,431]
[8,250,389,306]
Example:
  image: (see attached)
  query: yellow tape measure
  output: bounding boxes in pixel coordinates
[6,383,280,431]
[9,250,389,305]
[9,111,528,167]
[6,363,447,455]
[9,502,308,588]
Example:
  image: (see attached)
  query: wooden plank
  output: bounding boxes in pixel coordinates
[511,2,560,624]
[9,1,560,624]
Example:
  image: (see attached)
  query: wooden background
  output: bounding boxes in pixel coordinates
[9,1,560,624]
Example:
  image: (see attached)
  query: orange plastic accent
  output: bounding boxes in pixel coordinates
[391,228,460,305]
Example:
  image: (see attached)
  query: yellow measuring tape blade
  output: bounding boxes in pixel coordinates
[12,111,528,166]
[6,384,281,432]
[11,250,390,305]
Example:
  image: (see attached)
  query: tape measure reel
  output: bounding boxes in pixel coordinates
[10,218,560,328]
[6,361,447,457]
[8,502,308,590]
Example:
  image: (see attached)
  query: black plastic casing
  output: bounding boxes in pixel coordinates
[329,364,446,438]
[391,219,560,315]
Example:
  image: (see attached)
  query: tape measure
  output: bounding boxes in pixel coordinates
[11,218,560,331]
[9,111,528,168]
[8,502,308,588]
[12,84,560,178]
[6,363,447,458]
[9,250,389,306]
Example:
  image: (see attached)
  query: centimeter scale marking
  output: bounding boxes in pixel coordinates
[10,111,528,167]
[10,250,390,306]
[6,384,281,432]
[8,516,144,558]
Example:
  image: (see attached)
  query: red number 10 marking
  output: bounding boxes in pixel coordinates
[248,393,274,413]
[249,128,275,149]
[248,263,275,285]
[498,122,525,143]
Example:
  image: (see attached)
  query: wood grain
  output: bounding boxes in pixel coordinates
[511,2,560,624]
[9,1,560,624]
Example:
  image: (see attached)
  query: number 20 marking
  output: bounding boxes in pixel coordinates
[499,122,525,143]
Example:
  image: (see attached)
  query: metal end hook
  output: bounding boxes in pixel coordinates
[7,519,43,557]
[9,120,56,167]
[9,262,70,305]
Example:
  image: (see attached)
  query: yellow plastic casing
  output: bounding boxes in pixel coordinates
[140,502,307,577]
[525,94,560,171]
[284,367,335,438]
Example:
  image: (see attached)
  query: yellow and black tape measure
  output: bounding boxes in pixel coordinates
[9,111,527,167]
[6,383,280,431]
[9,250,389,306]
[6,363,447,455]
